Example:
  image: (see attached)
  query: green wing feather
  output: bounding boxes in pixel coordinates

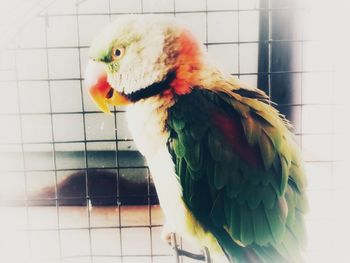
[166,88,307,263]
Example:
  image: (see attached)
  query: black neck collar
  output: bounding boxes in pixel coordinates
[125,71,176,103]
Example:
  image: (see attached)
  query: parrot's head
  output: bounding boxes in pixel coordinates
[86,15,205,113]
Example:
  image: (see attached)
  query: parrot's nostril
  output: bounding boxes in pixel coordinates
[106,88,114,99]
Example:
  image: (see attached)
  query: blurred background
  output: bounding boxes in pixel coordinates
[0,0,349,262]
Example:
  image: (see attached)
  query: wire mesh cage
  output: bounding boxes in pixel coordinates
[0,0,349,263]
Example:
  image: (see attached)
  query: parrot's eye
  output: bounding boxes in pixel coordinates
[112,47,125,60]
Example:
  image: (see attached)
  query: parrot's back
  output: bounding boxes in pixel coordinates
[166,87,307,263]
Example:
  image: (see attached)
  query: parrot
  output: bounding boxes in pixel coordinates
[85,15,308,263]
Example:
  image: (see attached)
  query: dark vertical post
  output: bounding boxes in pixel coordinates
[257,0,270,95]
[258,0,302,132]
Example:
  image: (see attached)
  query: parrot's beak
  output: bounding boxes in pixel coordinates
[85,60,130,113]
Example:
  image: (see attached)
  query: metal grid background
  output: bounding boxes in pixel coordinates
[0,0,349,262]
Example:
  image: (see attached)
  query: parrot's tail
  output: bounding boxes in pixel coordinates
[209,227,263,263]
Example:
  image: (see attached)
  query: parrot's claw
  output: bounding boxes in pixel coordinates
[161,223,175,245]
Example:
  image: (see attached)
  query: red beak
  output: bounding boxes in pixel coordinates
[85,60,130,113]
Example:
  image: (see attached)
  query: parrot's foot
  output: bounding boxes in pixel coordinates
[161,223,175,245]
[168,232,208,262]
[160,224,210,262]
